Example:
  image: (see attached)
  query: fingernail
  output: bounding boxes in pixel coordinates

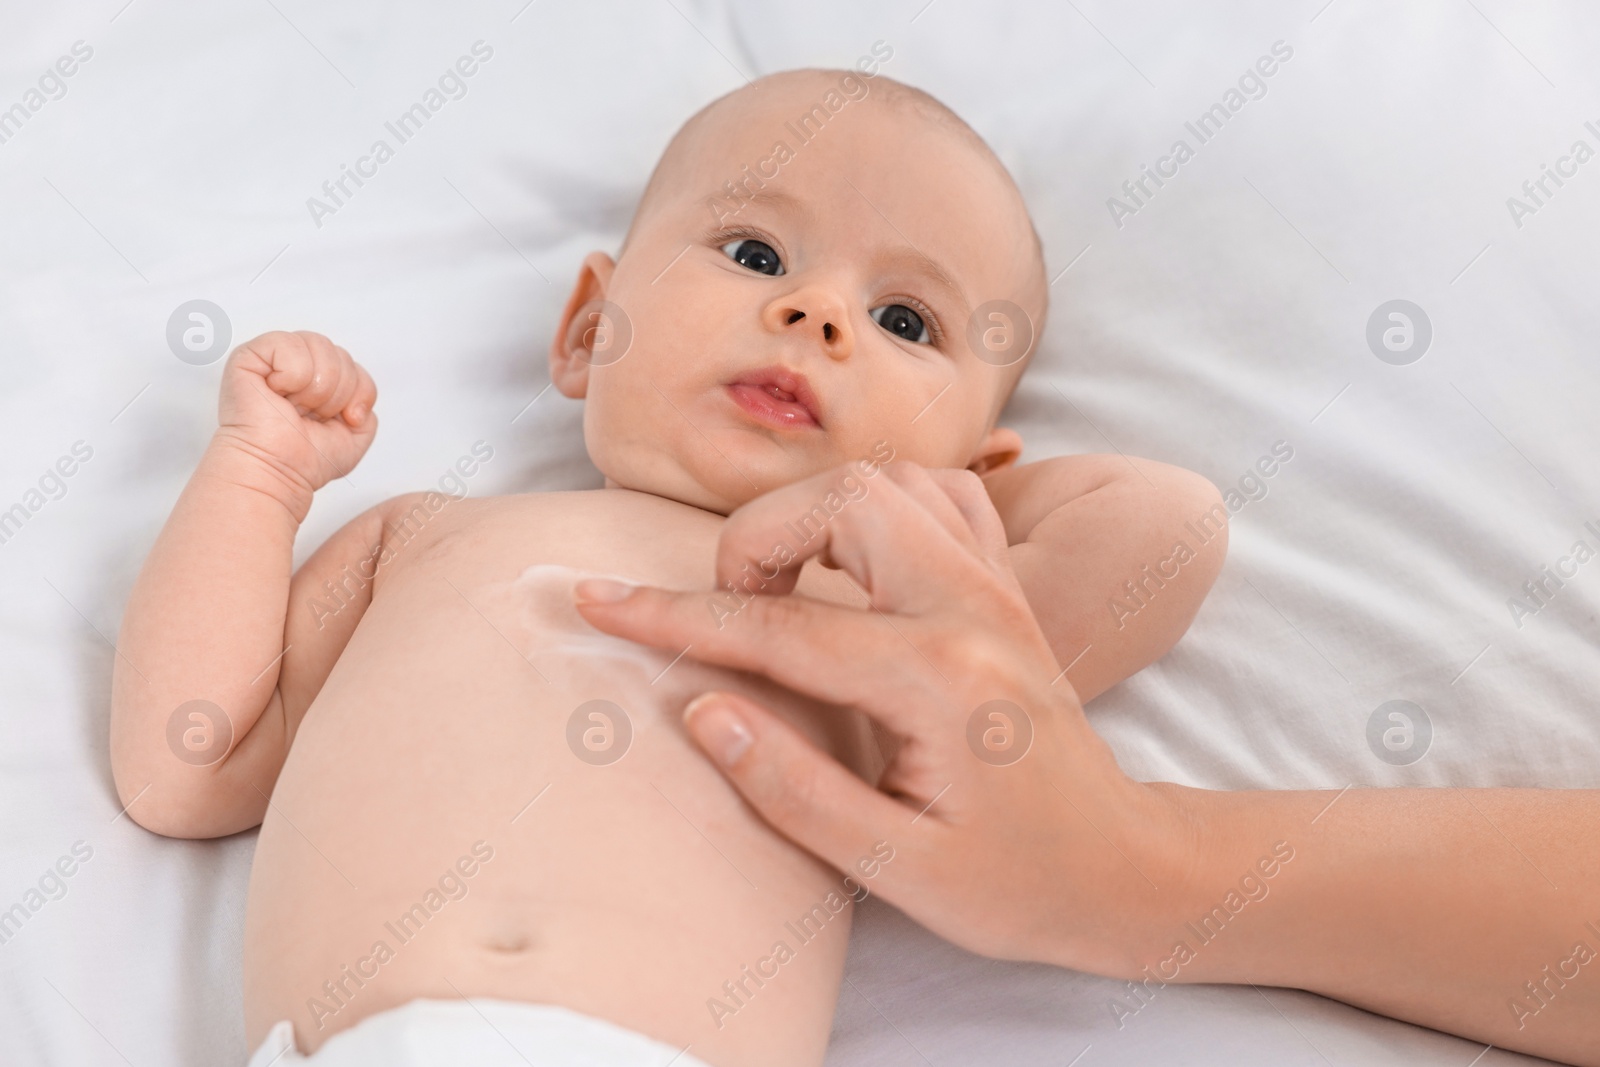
[574,577,636,603]
[347,403,366,423]
[684,694,752,766]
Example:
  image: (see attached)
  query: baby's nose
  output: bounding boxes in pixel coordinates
[765,289,853,361]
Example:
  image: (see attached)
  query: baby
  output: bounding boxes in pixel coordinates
[110,67,1226,1067]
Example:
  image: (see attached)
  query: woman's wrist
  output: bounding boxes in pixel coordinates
[1114,784,1336,988]
[1034,779,1287,984]
[1115,780,1231,980]
[1023,769,1220,979]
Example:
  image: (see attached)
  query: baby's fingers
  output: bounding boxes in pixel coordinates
[249,330,316,400]
[341,361,378,428]
[306,345,361,421]
[282,333,351,418]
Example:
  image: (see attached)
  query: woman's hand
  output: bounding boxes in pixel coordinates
[575,459,1600,1065]
[574,459,1194,975]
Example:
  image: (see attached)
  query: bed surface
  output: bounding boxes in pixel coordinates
[3,1,1597,1063]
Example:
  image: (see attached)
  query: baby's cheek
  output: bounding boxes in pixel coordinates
[579,375,654,477]
[853,404,976,471]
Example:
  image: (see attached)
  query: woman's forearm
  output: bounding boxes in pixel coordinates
[1139,784,1600,1064]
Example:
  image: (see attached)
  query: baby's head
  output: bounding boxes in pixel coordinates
[550,66,1047,514]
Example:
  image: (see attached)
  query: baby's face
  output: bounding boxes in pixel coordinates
[551,70,1044,514]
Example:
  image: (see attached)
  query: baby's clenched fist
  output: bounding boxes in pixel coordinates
[216,331,379,510]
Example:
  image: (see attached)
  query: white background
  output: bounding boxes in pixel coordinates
[2,1,1597,1063]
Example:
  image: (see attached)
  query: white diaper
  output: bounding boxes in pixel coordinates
[246,998,712,1066]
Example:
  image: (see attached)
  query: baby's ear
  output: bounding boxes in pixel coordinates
[968,425,1023,477]
[549,251,618,398]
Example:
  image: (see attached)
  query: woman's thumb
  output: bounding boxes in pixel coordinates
[681,691,905,870]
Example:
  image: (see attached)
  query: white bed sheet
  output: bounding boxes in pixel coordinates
[3,1,1597,1064]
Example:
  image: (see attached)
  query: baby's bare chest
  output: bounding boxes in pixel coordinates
[291,488,864,774]
[366,488,850,615]
[378,489,720,592]
[270,488,870,838]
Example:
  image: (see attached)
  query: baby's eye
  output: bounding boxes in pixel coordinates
[870,303,929,344]
[721,238,784,276]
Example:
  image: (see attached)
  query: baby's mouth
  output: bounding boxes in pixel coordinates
[725,367,823,430]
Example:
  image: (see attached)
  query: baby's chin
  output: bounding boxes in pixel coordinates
[593,447,831,516]
[595,462,755,517]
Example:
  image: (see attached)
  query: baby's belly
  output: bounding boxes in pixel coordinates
[242,521,879,1067]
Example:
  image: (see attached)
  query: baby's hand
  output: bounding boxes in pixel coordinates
[216,331,379,511]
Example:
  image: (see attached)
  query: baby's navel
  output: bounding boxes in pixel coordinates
[481,930,534,954]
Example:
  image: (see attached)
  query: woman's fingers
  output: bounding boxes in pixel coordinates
[878,463,990,559]
[577,459,1037,723]
[710,460,900,597]
[574,581,940,733]
[921,467,1019,580]
[712,460,999,617]
[681,690,923,885]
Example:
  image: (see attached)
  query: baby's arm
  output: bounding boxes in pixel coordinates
[981,454,1226,702]
[110,331,386,839]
